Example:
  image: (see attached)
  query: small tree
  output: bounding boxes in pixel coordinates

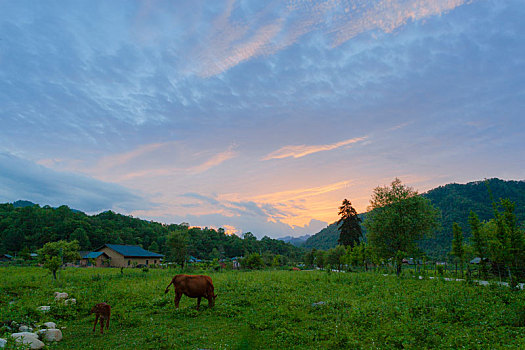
[337,199,362,248]
[37,240,80,280]
[243,253,264,269]
[304,249,315,267]
[148,241,160,253]
[451,222,465,277]
[364,178,440,276]
[315,250,326,269]
[167,229,188,269]
[326,245,346,271]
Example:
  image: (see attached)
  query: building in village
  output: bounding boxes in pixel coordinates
[94,244,163,268]
[0,254,13,262]
[79,251,111,267]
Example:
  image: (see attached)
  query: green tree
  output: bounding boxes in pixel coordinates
[315,250,326,269]
[364,178,440,275]
[37,240,80,279]
[337,199,362,248]
[70,227,91,250]
[243,253,264,269]
[451,222,465,277]
[210,247,221,260]
[167,229,188,268]
[304,249,315,267]
[327,245,347,271]
[469,211,483,254]
[148,241,160,253]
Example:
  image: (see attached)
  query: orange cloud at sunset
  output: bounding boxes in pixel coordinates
[262,137,366,160]
[249,180,357,227]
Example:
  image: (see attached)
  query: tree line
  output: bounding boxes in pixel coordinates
[0,203,303,263]
[305,178,525,281]
[302,178,525,260]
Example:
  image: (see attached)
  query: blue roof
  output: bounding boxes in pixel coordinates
[82,251,105,259]
[100,244,163,258]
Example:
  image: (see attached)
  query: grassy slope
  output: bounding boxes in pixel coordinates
[1,267,525,349]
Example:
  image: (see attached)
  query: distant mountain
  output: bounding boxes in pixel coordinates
[11,200,83,213]
[13,200,37,208]
[277,234,311,247]
[303,178,525,259]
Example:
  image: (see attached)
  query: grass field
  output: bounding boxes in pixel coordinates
[1,267,524,349]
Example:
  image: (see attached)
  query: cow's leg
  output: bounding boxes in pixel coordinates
[100,317,104,334]
[106,315,110,330]
[174,292,182,308]
[197,297,201,310]
[93,314,99,332]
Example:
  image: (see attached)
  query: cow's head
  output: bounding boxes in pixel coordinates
[210,293,218,307]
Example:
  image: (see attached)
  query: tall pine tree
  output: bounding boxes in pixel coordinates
[337,199,362,248]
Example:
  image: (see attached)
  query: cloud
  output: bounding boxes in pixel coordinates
[262,136,366,160]
[253,180,351,202]
[188,146,237,174]
[188,0,473,77]
[180,192,281,219]
[0,152,149,213]
[71,143,238,182]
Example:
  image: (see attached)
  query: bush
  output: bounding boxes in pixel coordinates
[243,253,264,270]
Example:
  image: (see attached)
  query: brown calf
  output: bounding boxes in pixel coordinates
[91,302,111,334]
[164,274,217,310]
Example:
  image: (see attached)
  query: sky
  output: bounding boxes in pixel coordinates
[1,0,524,239]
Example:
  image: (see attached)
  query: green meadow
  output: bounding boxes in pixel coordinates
[1,267,524,349]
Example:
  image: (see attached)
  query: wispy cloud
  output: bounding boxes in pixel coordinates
[96,142,169,171]
[189,0,472,77]
[263,136,366,160]
[77,143,238,181]
[188,146,237,174]
[253,180,351,203]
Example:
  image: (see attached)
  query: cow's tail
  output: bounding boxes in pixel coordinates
[164,280,173,294]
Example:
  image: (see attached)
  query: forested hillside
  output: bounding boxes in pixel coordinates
[0,203,303,261]
[302,223,341,250]
[303,178,525,259]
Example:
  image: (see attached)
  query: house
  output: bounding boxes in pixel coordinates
[232,257,242,269]
[189,256,202,263]
[0,254,13,262]
[470,257,489,264]
[80,251,111,267]
[95,244,163,268]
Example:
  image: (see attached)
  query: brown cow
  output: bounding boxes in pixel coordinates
[90,302,111,334]
[164,274,217,310]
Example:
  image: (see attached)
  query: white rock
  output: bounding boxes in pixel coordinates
[65,298,76,305]
[54,292,68,300]
[19,325,29,332]
[0,338,6,348]
[43,322,56,329]
[11,332,45,349]
[37,306,51,312]
[41,329,63,342]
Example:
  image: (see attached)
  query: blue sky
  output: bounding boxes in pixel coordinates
[1,0,524,238]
